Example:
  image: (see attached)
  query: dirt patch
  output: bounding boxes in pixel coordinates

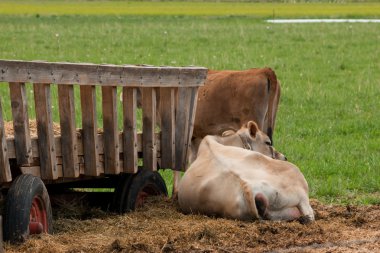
[5,198,380,253]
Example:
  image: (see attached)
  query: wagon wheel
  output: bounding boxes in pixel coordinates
[112,168,167,213]
[111,173,134,213]
[4,174,53,243]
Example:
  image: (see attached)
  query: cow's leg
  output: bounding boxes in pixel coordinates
[298,198,315,222]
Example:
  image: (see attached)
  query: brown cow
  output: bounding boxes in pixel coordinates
[178,121,314,222]
[193,68,281,144]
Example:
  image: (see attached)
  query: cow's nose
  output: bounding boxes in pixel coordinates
[284,156,288,161]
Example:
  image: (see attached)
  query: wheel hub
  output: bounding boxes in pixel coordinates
[135,184,160,208]
[29,196,48,234]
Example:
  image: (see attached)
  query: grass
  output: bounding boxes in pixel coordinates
[0,10,379,204]
[0,1,380,18]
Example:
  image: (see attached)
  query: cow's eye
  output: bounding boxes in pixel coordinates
[265,141,272,146]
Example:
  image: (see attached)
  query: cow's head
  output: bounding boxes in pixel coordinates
[222,121,286,161]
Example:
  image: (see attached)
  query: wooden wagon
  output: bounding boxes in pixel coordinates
[0,60,207,243]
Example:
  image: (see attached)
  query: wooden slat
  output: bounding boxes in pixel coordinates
[0,60,208,87]
[122,87,138,173]
[174,87,192,171]
[58,85,79,178]
[160,88,176,169]
[0,98,11,182]
[34,83,59,180]
[102,86,120,174]
[184,87,199,167]
[142,88,157,171]
[9,82,33,165]
[80,85,101,176]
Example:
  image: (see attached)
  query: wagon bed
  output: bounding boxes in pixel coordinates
[0,59,207,242]
[0,60,207,183]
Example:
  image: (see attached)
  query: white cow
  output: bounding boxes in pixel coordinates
[178,121,314,222]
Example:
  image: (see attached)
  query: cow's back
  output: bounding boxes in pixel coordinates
[193,68,281,142]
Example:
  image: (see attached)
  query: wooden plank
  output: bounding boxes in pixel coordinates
[9,82,33,165]
[58,85,79,178]
[159,88,176,169]
[80,85,101,176]
[174,87,192,171]
[10,133,163,180]
[122,87,138,173]
[142,88,157,171]
[0,60,208,87]
[6,132,159,159]
[0,98,11,182]
[20,166,40,178]
[102,86,120,174]
[184,87,199,167]
[20,165,63,179]
[33,83,58,180]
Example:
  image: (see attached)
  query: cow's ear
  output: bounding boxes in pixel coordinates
[222,130,235,137]
[247,121,259,138]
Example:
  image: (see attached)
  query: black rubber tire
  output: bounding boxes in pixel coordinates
[4,174,53,243]
[112,168,167,213]
[111,173,134,213]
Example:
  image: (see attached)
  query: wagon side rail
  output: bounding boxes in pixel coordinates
[0,60,207,183]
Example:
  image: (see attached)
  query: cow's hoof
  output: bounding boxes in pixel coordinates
[297,215,314,225]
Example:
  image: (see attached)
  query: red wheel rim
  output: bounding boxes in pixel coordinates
[29,196,48,234]
[135,191,149,208]
[135,184,160,209]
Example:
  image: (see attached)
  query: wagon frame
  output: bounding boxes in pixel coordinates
[0,59,207,243]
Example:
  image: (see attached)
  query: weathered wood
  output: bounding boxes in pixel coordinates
[1,60,207,184]
[10,133,163,181]
[0,60,207,87]
[6,132,158,159]
[142,88,157,171]
[20,165,63,179]
[34,83,59,180]
[184,87,199,167]
[80,85,101,176]
[174,87,192,171]
[0,98,11,182]
[160,88,176,169]
[58,85,79,178]
[9,82,33,165]
[102,86,119,174]
[122,87,138,173]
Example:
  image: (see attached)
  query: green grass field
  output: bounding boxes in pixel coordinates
[0,2,379,204]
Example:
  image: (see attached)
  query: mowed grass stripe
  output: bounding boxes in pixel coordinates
[0,1,380,17]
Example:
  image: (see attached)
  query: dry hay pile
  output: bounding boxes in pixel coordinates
[4,197,380,253]
[3,120,62,137]
[3,120,106,138]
